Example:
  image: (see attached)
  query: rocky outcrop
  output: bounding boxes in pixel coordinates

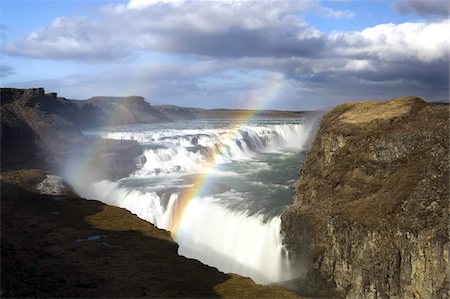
[1,88,143,181]
[281,97,449,298]
[1,88,86,169]
[36,175,72,196]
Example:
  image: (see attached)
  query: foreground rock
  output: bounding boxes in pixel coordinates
[281,97,449,298]
[1,169,301,298]
[36,175,72,196]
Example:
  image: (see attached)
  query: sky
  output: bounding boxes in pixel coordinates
[0,0,449,110]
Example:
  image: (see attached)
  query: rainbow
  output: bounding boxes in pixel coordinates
[168,77,285,236]
[66,75,286,237]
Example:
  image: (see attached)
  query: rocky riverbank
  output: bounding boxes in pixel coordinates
[281,97,449,298]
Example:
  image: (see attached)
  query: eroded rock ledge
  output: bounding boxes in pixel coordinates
[281,97,449,298]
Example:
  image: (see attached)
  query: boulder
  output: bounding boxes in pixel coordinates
[36,175,71,196]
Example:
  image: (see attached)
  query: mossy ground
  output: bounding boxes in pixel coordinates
[1,169,302,298]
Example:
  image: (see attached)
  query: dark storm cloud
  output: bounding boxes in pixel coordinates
[395,0,449,17]
[155,27,327,58]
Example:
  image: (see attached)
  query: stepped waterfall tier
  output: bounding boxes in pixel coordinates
[64,118,318,284]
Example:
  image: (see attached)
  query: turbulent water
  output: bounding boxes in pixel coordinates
[70,118,315,284]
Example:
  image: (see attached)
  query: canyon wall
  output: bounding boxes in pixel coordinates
[0,88,142,181]
[281,97,449,298]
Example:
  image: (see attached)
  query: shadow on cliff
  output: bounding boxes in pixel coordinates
[1,179,233,298]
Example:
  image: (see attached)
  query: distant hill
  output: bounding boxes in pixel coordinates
[154,105,304,120]
[152,104,200,120]
[72,96,170,126]
[70,96,305,126]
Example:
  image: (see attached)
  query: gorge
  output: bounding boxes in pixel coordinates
[1,88,448,298]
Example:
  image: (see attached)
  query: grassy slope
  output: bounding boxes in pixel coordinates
[1,169,302,298]
[296,97,449,230]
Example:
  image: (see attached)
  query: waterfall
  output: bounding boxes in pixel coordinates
[69,119,314,284]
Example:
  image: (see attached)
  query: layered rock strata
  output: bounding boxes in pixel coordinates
[281,97,449,298]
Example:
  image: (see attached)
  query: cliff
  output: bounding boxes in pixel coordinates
[0,88,143,181]
[281,97,449,298]
[1,88,86,169]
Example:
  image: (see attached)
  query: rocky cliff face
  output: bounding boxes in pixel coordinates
[1,88,85,168]
[281,97,449,298]
[1,88,143,181]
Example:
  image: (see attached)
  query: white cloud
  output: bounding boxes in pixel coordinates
[359,21,449,63]
[315,5,355,19]
[3,16,132,61]
[127,0,185,9]
[330,20,449,63]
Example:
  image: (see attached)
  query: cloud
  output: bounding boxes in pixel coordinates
[314,5,355,19]
[127,0,185,9]
[2,0,346,60]
[1,0,448,109]
[0,64,15,78]
[329,20,449,63]
[4,47,448,110]
[3,1,445,64]
[3,16,133,61]
[395,0,449,17]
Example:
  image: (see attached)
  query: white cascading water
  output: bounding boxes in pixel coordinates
[71,120,316,284]
[176,199,293,283]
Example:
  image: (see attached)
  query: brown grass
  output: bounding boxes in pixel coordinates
[1,169,303,298]
[338,97,417,124]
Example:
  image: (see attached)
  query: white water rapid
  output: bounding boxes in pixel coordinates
[68,118,316,284]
